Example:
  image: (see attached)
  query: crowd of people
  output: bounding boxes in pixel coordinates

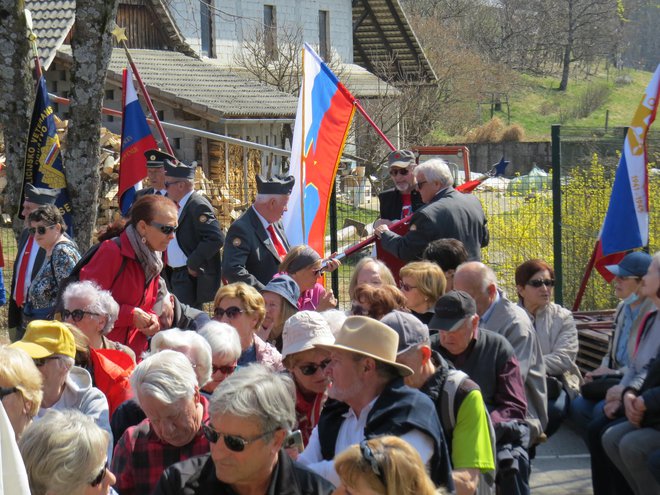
[2,148,660,495]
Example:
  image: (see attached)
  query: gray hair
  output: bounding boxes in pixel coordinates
[19,409,108,495]
[414,158,454,187]
[210,364,296,439]
[61,280,119,334]
[131,350,198,406]
[455,261,498,294]
[255,193,280,204]
[147,329,212,387]
[198,321,242,363]
[320,309,348,337]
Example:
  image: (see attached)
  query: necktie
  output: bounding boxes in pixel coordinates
[267,225,287,259]
[15,236,34,307]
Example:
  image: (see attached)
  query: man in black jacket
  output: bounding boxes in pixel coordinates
[153,365,334,495]
[135,150,168,198]
[374,149,424,227]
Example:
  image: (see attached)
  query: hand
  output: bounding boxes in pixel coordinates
[317,289,337,311]
[374,225,389,238]
[284,446,299,461]
[604,399,622,419]
[605,384,624,402]
[323,256,341,272]
[187,267,198,277]
[585,367,614,383]
[373,219,393,229]
[628,395,646,427]
[133,308,160,336]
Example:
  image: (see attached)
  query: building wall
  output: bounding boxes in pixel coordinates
[168,0,353,64]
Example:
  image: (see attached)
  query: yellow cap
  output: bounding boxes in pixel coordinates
[10,320,76,359]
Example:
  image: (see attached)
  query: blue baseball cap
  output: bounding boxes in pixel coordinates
[605,251,652,278]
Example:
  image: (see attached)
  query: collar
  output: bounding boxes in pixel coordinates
[430,186,450,202]
[252,206,271,230]
[177,190,194,211]
[481,290,501,323]
[343,396,378,421]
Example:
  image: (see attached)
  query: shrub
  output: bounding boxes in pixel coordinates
[501,124,525,142]
[465,117,505,143]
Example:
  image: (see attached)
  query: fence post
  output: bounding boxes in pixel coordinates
[551,124,563,306]
[329,179,340,301]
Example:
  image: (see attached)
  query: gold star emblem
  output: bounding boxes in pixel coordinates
[111,25,128,43]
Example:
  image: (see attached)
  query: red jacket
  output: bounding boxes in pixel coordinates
[80,231,159,358]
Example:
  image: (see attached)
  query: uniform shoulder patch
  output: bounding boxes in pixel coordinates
[232,237,242,247]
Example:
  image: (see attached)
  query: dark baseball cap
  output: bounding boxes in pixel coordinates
[605,251,652,278]
[428,290,477,332]
[380,310,430,354]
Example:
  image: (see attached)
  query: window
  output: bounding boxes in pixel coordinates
[173,137,181,149]
[105,89,114,100]
[264,5,277,61]
[319,10,330,61]
[200,0,215,57]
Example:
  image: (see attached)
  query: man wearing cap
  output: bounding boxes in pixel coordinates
[9,320,112,458]
[375,158,489,262]
[298,316,455,492]
[454,262,548,445]
[382,310,495,495]
[8,184,60,337]
[135,149,168,198]
[162,154,224,308]
[374,149,424,228]
[222,175,295,290]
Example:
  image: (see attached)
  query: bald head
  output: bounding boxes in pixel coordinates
[453,262,498,316]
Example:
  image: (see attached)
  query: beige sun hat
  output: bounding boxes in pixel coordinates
[315,316,413,377]
[281,311,335,360]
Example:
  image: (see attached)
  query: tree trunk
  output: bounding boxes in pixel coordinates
[64,0,119,250]
[559,0,574,91]
[0,0,35,233]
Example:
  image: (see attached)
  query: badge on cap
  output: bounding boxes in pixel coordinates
[199,214,208,223]
[232,237,242,247]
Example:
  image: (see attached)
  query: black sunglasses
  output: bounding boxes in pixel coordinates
[298,359,331,376]
[150,221,178,235]
[360,440,387,487]
[212,364,237,375]
[527,278,555,288]
[90,461,108,487]
[33,356,61,367]
[28,224,57,236]
[62,309,100,322]
[213,306,244,319]
[389,168,409,176]
[202,423,277,452]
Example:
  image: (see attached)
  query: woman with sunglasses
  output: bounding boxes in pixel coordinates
[81,194,178,359]
[212,282,283,370]
[19,409,116,495]
[281,311,335,446]
[22,205,80,327]
[516,258,582,437]
[399,261,446,325]
[198,321,242,394]
[333,436,443,495]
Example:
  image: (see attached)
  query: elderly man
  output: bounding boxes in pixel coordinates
[155,280,211,331]
[111,350,209,495]
[153,365,335,495]
[375,158,489,262]
[160,152,224,308]
[383,310,495,495]
[8,184,60,336]
[223,175,295,290]
[135,150,168,198]
[298,316,454,491]
[374,149,424,228]
[454,262,548,445]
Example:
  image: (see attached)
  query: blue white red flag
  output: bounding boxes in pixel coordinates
[119,66,157,216]
[21,76,74,235]
[596,64,659,281]
[282,43,356,257]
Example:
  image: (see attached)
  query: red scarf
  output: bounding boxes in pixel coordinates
[295,386,327,446]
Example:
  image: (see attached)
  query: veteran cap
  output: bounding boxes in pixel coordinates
[163,159,196,180]
[256,175,295,195]
[144,149,177,168]
[24,184,59,205]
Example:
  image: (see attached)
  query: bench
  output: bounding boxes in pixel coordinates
[573,310,615,375]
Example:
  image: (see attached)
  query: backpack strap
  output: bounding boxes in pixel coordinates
[441,370,470,433]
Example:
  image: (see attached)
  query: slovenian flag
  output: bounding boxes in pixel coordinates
[119,66,157,216]
[282,43,356,257]
[596,64,659,281]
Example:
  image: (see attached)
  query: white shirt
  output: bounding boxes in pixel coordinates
[298,397,435,486]
[166,190,194,268]
[253,206,286,251]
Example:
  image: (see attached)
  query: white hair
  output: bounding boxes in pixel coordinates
[147,329,212,387]
[131,350,198,406]
[198,321,242,362]
[320,309,348,337]
[61,280,119,334]
[255,193,280,204]
[414,158,454,187]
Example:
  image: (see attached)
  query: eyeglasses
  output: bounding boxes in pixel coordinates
[298,359,331,376]
[212,364,237,375]
[0,387,18,400]
[90,461,108,487]
[527,278,555,288]
[164,180,184,188]
[313,267,324,277]
[213,306,244,319]
[33,356,61,367]
[416,180,427,190]
[389,168,409,176]
[202,423,277,452]
[62,309,100,322]
[399,282,417,292]
[360,440,387,487]
[28,224,57,236]
[150,221,178,235]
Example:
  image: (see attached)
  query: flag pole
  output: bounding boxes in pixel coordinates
[112,25,174,156]
[572,242,598,311]
[299,47,307,244]
[354,100,396,151]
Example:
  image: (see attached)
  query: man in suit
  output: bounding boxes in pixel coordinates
[222,175,294,290]
[135,150,168,198]
[374,149,424,227]
[8,184,59,338]
[162,153,224,308]
[375,158,489,262]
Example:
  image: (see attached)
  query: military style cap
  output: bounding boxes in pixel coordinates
[387,149,416,169]
[163,159,196,180]
[144,149,178,168]
[256,175,295,195]
[24,183,59,205]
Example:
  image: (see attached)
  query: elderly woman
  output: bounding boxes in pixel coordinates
[399,261,446,324]
[22,205,80,327]
[198,321,242,394]
[352,284,407,320]
[19,409,116,495]
[258,274,300,350]
[279,245,339,311]
[81,194,178,358]
[149,328,212,389]
[0,346,42,440]
[60,280,136,362]
[516,258,582,437]
[281,311,335,445]
[213,282,283,370]
[348,257,396,301]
